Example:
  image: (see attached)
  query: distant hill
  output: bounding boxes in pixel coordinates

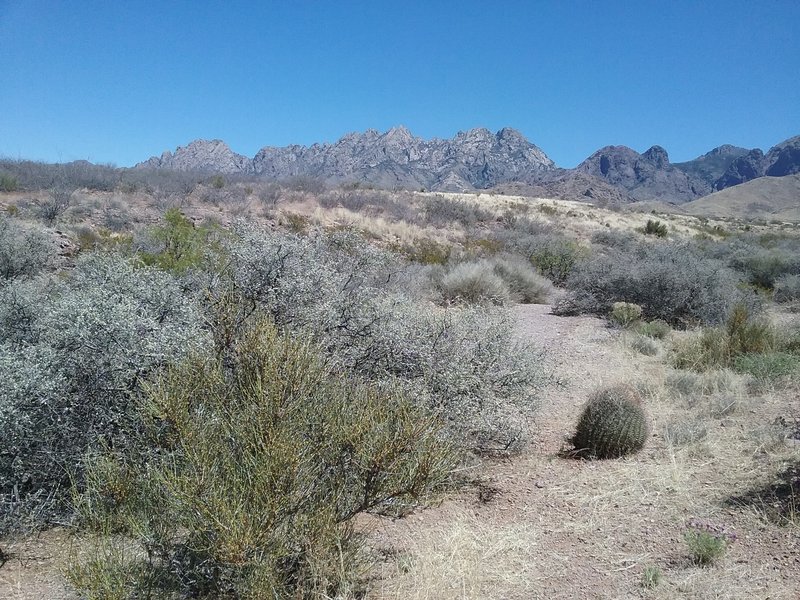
[673,144,749,185]
[138,127,556,192]
[713,136,800,190]
[682,174,800,221]
[137,128,799,204]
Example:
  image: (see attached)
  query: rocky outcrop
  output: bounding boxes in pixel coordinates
[575,145,707,202]
[713,149,768,190]
[673,144,749,185]
[765,135,800,177]
[713,136,800,190]
[138,139,253,175]
[138,127,555,191]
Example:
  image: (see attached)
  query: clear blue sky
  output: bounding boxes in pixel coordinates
[2,1,798,168]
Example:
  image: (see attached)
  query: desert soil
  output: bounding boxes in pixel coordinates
[366,304,800,600]
[1,304,798,599]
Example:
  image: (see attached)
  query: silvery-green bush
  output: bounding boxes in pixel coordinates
[0,215,54,284]
[0,252,206,532]
[216,225,545,453]
[555,240,753,326]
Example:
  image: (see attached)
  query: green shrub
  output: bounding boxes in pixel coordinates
[684,519,735,566]
[569,385,649,459]
[635,319,671,339]
[437,260,510,306]
[0,174,18,192]
[733,352,798,384]
[641,565,662,589]
[643,219,668,237]
[398,237,451,265]
[672,305,775,371]
[609,302,642,328]
[69,319,456,598]
[210,174,225,189]
[136,208,218,273]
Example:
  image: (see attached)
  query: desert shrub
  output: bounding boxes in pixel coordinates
[630,334,659,356]
[437,261,510,305]
[609,302,642,327]
[216,225,545,453]
[420,195,494,227]
[664,420,708,446]
[494,221,586,286]
[591,228,636,250]
[0,253,205,532]
[684,519,735,566]
[135,208,219,273]
[733,352,798,384]
[0,173,18,192]
[569,385,649,459]
[729,247,800,290]
[665,369,745,401]
[643,219,668,237]
[526,236,586,285]
[774,274,800,303]
[69,320,455,598]
[37,186,74,224]
[398,238,452,265]
[672,305,775,372]
[0,215,54,283]
[635,319,671,339]
[490,255,553,303]
[556,240,752,326]
[641,565,662,589]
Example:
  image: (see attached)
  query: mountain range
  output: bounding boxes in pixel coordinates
[138,129,800,205]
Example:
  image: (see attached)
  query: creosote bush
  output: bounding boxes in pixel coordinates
[643,219,668,237]
[69,319,456,599]
[569,384,649,459]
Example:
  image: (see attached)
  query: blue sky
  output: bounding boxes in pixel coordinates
[1,1,798,167]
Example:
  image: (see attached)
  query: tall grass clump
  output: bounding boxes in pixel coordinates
[437,260,511,305]
[673,304,775,372]
[490,255,553,303]
[68,319,456,599]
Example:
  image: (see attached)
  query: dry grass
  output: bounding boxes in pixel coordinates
[371,512,539,599]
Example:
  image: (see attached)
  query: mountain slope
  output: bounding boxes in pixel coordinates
[574,144,708,202]
[682,174,800,221]
[673,144,749,184]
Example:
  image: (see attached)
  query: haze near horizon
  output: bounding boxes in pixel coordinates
[1,1,798,168]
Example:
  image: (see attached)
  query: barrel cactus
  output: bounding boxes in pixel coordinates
[570,384,649,458]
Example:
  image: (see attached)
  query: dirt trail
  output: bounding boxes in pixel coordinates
[369,304,800,600]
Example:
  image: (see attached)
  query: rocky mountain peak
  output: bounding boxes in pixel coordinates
[643,145,669,168]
